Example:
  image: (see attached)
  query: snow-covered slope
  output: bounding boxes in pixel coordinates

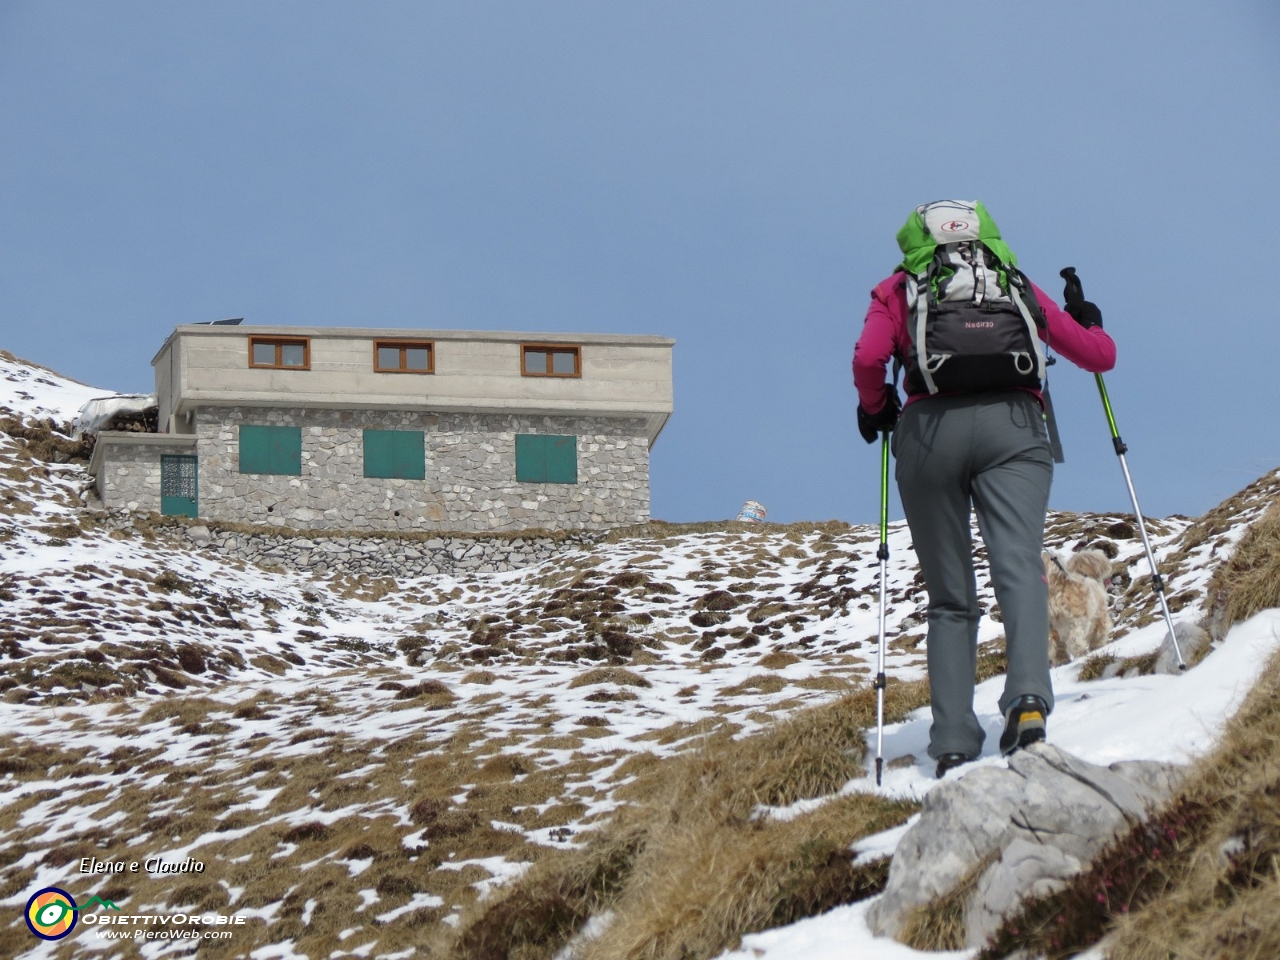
[715,608,1280,960]
[0,350,108,425]
[1,351,1276,959]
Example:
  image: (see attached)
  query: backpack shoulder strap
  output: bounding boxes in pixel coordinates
[903,268,941,394]
[1007,269,1066,463]
[1005,269,1048,383]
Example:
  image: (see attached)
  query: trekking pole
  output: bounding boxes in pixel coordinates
[1060,267,1186,671]
[874,428,891,785]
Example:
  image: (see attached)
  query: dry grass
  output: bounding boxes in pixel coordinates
[449,822,647,960]
[980,644,1280,960]
[1203,500,1280,639]
[442,679,932,960]
[722,674,788,697]
[581,794,911,960]
[568,667,651,689]
[899,852,999,951]
[974,638,1008,684]
[1176,468,1280,554]
[757,651,802,669]
[18,399,1269,956]
[1076,651,1161,682]
[1102,642,1280,960]
[0,414,94,463]
[0,694,627,957]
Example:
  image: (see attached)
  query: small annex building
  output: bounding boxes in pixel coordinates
[88,324,674,533]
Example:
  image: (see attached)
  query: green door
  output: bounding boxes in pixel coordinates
[160,455,198,518]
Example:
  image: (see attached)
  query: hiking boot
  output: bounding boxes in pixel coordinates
[1000,695,1048,755]
[935,753,973,779]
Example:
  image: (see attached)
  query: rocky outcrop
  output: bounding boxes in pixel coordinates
[867,744,1185,949]
[1154,621,1212,674]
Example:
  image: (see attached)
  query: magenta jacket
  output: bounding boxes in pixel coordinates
[852,271,1117,413]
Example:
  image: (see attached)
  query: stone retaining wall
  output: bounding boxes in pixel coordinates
[116,514,601,577]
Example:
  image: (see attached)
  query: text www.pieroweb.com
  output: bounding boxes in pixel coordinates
[95,928,235,941]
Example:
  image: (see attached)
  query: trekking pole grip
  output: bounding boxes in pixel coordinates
[1060,266,1084,309]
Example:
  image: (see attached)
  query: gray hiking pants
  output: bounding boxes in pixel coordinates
[892,391,1054,759]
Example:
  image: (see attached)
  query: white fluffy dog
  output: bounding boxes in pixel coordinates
[1042,548,1113,665]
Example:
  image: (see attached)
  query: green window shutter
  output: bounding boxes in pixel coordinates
[239,426,272,474]
[515,434,546,482]
[544,435,577,483]
[364,429,394,478]
[271,427,302,475]
[516,434,577,484]
[365,430,425,479]
[392,431,426,480]
[240,425,301,475]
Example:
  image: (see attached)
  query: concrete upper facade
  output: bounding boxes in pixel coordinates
[153,325,675,444]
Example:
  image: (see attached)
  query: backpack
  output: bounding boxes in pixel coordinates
[895,200,1048,396]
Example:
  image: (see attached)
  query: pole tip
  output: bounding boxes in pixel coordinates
[1179,663,1188,672]
[875,757,883,787]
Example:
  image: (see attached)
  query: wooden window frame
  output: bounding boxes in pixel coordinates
[373,340,435,374]
[248,336,311,370]
[521,343,582,378]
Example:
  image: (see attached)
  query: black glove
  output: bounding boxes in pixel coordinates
[1060,266,1103,329]
[857,385,900,444]
[1065,299,1103,329]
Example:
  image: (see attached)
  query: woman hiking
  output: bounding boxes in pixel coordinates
[852,200,1116,779]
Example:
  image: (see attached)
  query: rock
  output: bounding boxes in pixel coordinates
[1154,622,1211,674]
[966,838,1081,939]
[188,524,211,545]
[866,744,1185,948]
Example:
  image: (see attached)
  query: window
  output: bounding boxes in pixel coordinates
[374,340,434,374]
[515,435,577,483]
[249,337,310,370]
[239,425,302,475]
[521,344,580,377]
[363,430,426,480]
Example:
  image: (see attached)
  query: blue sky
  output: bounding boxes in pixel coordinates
[3,1,1278,525]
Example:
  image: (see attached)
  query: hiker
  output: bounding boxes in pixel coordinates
[852,201,1116,779]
